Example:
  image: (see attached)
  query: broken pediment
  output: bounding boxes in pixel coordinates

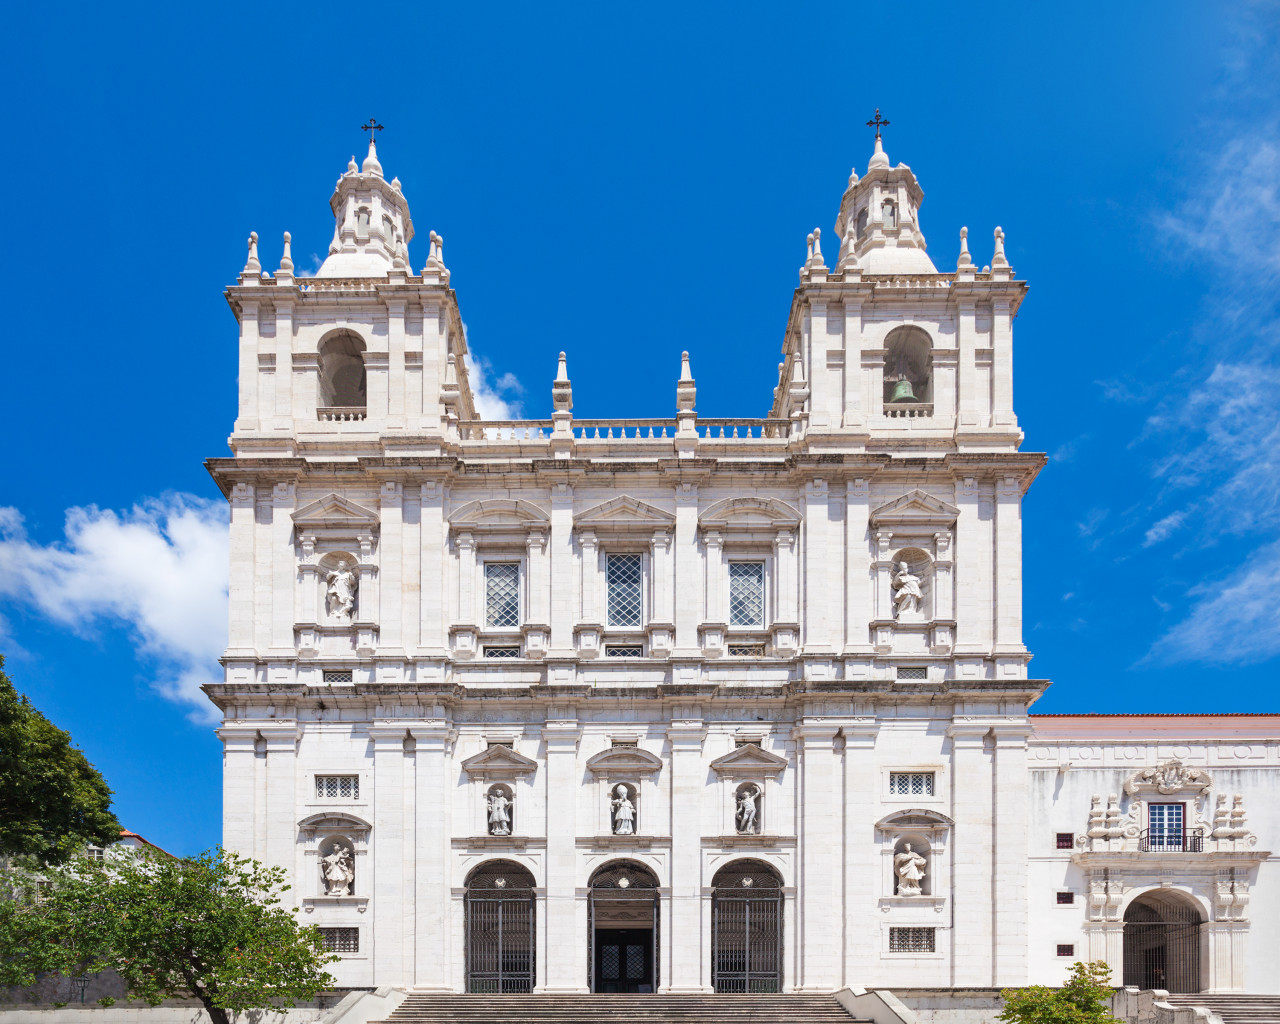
[699,497,801,530]
[709,742,789,779]
[585,745,665,778]
[460,744,539,779]
[448,499,550,531]
[292,494,380,531]
[575,496,675,530]
[869,489,959,529]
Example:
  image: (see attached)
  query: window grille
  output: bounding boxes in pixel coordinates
[728,643,766,657]
[485,563,520,628]
[604,645,643,658]
[896,666,927,680]
[889,927,934,953]
[729,562,765,627]
[1056,833,1075,850]
[319,927,359,953]
[606,553,643,628]
[316,775,359,800]
[1057,944,1075,957]
[323,670,353,683]
[1057,891,1075,905]
[484,646,521,659]
[889,772,935,797]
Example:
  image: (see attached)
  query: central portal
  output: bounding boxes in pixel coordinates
[588,861,659,993]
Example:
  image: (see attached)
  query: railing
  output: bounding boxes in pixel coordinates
[695,418,790,439]
[318,406,368,422]
[1138,828,1204,853]
[459,420,553,440]
[456,418,791,442]
[884,403,933,419]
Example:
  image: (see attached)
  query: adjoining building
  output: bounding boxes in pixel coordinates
[204,135,1276,997]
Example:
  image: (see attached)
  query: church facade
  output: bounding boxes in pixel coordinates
[204,136,1278,998]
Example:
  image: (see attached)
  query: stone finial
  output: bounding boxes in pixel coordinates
[243,231,261,274]
[392,235,407,271]
[811,227,824,267]
[362,138,383,176]
[992,226,1009,267]
[957,226,972,268]
[443,353,460,390]
[552,351,573,412]
[279,231,294,273]
[868,136,890,172]
[347,155,358,174]
[436,234,446,267]
[676,351,696,412]
[391,176,402,191]
[806,232,815,264]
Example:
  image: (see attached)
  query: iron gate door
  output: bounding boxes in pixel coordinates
[465,861,536,994]
[712,887,783,993]
[1122,920,1202,993]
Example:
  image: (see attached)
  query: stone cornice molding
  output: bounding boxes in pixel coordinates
[699,496,802,532]
[876,808,954,832]
[460,744,538,779]
[709,742,789,779]
[298,811,372,836]
[585,746,664,778]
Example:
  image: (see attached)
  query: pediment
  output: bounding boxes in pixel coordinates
[460,744,539,779]
[869,489,959,528]
[709,742,789,778]
[448,499,550,531]
[876,808,954,831]
[575,496,675,530]
[298,811,372,835]
[585,746,665,777]
[292,494,380,530]
[700,497,801,530]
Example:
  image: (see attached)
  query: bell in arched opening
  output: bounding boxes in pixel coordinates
[890,378,917,403]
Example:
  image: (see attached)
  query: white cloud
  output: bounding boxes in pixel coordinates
[1143,510,1189,548]
[0,496,228,720]
[464,350,525,420]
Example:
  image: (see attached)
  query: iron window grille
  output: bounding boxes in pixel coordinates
[319,927,359,953]
[889,772,935,797]
[728,562,765,627]
[1056,833,1075,850]
[323,669,353,683]
[605,645,644,658]
[889,927,935,953]
[1056,944,1075,957]
[485,563,520,628]
[1057,891,1075,905]
[606,553,644,628]
[727,643,766,657]
[896,666,928,680]
[484,646,521,659]
[316,775,359,800]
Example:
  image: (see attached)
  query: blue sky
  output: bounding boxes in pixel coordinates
[1,3,1277,856]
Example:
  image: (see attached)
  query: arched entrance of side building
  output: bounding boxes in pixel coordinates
[464,860,537,993]
[711,860,784,993]
[1123,890,1204,993]
[588,861,659,993]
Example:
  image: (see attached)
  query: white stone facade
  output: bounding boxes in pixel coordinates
[206,139,1279,996]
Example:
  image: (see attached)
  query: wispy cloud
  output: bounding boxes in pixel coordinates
[0,497,228,721]
[464,348,525,420]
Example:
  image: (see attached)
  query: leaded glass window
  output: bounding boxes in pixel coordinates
[888,772,934,797]
[485,562,520,628]
[607,553,643,627]
[728,561,765,627]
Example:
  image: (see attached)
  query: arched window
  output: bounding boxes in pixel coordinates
[318,331,367,410]
[883,326,933,405]
[856,208,869,241]
[1123,890,1203,993]
[882,199,897,228]
[465,860,536,993]
[711,860,783,993]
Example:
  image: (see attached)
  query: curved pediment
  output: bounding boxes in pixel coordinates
[699,497,801,530]
[448,499,550,531]
[869,490,959,528]
[292,494,380,531]
[575,496,675,530]
[876,808,954,831]
[298,811,373,834]
[460,744,539,779]
[585,745,665,777]
[709,742,789,778]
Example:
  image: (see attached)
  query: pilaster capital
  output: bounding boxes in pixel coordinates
[791,722,840,748]
[666,721,707,750]
[947,720,991,744]
[368,724,409,748]
[380,480,403,506]
[272,481,296,506]
[407,720,455,750]
[846,478,871,500]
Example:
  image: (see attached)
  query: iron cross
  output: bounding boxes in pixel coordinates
[360,119,385,144]
[866,109,890,139]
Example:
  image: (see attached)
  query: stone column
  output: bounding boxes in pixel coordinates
[527,528,550,628]
[269,482,296,658]
[794,723,841,990]
[953,477,992,673]
[259,720,300,881]
[842,718,878,986]
[956,299,982,428]
[651,529,673,623]
[948,722,993,985]
[579,530,599,625]
[227,484,256,657]
[703,530,724,624]
[992,723,1030,985]
[456,531,476,627]
[842,300,865,428]
[845,480,872,652]
[775,529,798,623]
[666,715,708,992]
[673,484,700,656]
[411,720,454,990]
[370,724,409,986]
[992,299,1016,427]
[541,714,583,992]
[273,299,294,428]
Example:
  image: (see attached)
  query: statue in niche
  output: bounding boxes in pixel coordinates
[320,843,355,896]
[326,560,358,620]
[892,561,923,618]
[736,784,762,834]
[611,784,636,835]
[487,788,513,836]
[894,843,927,896]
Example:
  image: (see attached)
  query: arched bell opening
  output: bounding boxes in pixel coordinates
[588,861,659,994]
[318,330,368,410]
[464,860,536,994]
[883,326,933,406]
[1123,889,1204,993]
[711,860,783,994]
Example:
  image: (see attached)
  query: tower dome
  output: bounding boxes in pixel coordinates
[316,138,415,278]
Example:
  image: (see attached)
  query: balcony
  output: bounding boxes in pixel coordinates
[884,403,933,419]
[318,406,368,422]
[1138,828,1204,853]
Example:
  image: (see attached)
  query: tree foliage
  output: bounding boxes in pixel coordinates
[998,961,1122,1024]
[0,656,121,863]
[0,846,335,1024]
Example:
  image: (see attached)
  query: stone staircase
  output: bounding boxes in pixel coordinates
[1165,995,1280,1024]
[381,993,864,1023]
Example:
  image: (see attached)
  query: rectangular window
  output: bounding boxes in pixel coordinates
[1057,944,1075,957]
[322,670,353,683]
[728,561,765,627]
[1056,832,1075,850]
[316,775,359,800]
[889,927,935,953]
[485,562,520,628]
[85,846,105,862]
[483,646,521,659]
[319,927,359,953]
[1056,891,1075,905]
[604,644,643,658]
[889,772,935,797]
[1148,803,1185,850]
[606,553,643,628]
[896,666,928,680]
[727,643,766,657]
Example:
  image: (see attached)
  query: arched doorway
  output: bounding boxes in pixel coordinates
[464,860,536,993]
[589,861,659,993]
[711,860,783,993]
[1123,890,1203,993]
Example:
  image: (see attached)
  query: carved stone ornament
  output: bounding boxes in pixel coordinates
[460,744,538,780]
[1123,758,1212,797]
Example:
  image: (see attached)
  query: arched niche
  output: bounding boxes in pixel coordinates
[609,782,639,836]
[318,330,368,409]
[891,835,932,896]
[298,812,370,903]
[890,546,933,622]
[876,808,952,903]
[486,783,515,837]
[319,834,356,895]
[883,325,933,405]
[318,550,360,621]
[734,781,764,835]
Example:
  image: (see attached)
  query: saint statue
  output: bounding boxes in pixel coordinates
[736,783,762,834]
[894,843,926,896]
[327,560,358,620]
[892,561,923,618]
[487,789,512,836]
[611,784,636,835]
[321,844,355,896]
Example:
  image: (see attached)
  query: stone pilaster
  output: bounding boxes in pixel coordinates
[411,720,454,990]
[949,722,993,985]
[370,724,409,985]
[795,722,841,990]
[666,714,708,992]
[540,713,583,992]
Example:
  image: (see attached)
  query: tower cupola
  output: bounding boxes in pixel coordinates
[834,132,936,275]
[316,137,415,278]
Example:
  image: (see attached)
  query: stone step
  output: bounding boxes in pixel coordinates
[1164,995,1280,1024]
[381,993,862,1024]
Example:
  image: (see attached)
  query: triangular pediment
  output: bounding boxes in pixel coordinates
[869,489,959,527]
[700,497,801,530]
[292,494,380,530]
[448,499,550,530]
[585,745,665,777]
[575,496,675,529]
[709,742,789,778]
[460,744,539,779]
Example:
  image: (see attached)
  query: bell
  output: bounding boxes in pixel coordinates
[890,378,916,403]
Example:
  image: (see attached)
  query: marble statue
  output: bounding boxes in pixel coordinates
[894,843,926,896]
[487,789,512,836]
[611,784,635,835]
[736,783,762,834]
[892,561,923,617]
[321,844,355,896]
[327,560,358,620]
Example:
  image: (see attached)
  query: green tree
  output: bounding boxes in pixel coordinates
[0,656,121,863]
[998,960,1122,1024]
[0,846,335,1024]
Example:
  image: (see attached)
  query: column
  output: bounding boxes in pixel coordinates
[371,724,408,985]
[949,723,993,985]
[420,481,446,654]
[994,476,1024,659]
[651,529,673,623]
[260,722,300,875]
[953,477,992,669]
[844,480,872,652]
[378,481,405,656]
[807,299,836,430]
[527,528,549,626]
[217,725,259,855]
[795,724,841,990]
[401,489,421,653]
[579,530,599,624]
[673,484,700,655]
[703,530,724,624]
[992,724,1030,985]
[774,529,797,623]
[667,716,708,992]
[549,484,575,655]
[412,720,453,990]
[235,300,260,432]
[956,298,982,428]
[842,719,877,986]
[541,715,583,991]
[456,531,476,626]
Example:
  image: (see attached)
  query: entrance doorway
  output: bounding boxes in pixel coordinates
[464,860,536,993]
[711,860,783,993]
[588,861,659,993]
[1123,891,1203,993]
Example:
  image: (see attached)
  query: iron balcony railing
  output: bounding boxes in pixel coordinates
[1138,828,1205,853]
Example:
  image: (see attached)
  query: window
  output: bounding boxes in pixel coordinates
[606,553,643,628]
[323,669,353,683]
[889,772,935,797]
[1056,833,1075,850]
[485,562,520,628]
[355,208,370,229]
[1056,891,1075,905]
[728,643,765,657]
[318,331,367,409]
[889,927,934,953]
[882,200,897,229]
[316,775,359,800]
[483,646,521,659]
[728,561,765,627]
[85,846,105,862]
[319,927,359,953]
[604,644,643,658]
[896,666,927,680]
[1057,944,1075,958]
[1148,803,1184,847]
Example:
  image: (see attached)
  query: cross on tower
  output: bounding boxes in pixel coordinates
[360,119,385,144]
[866,108,890,140]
